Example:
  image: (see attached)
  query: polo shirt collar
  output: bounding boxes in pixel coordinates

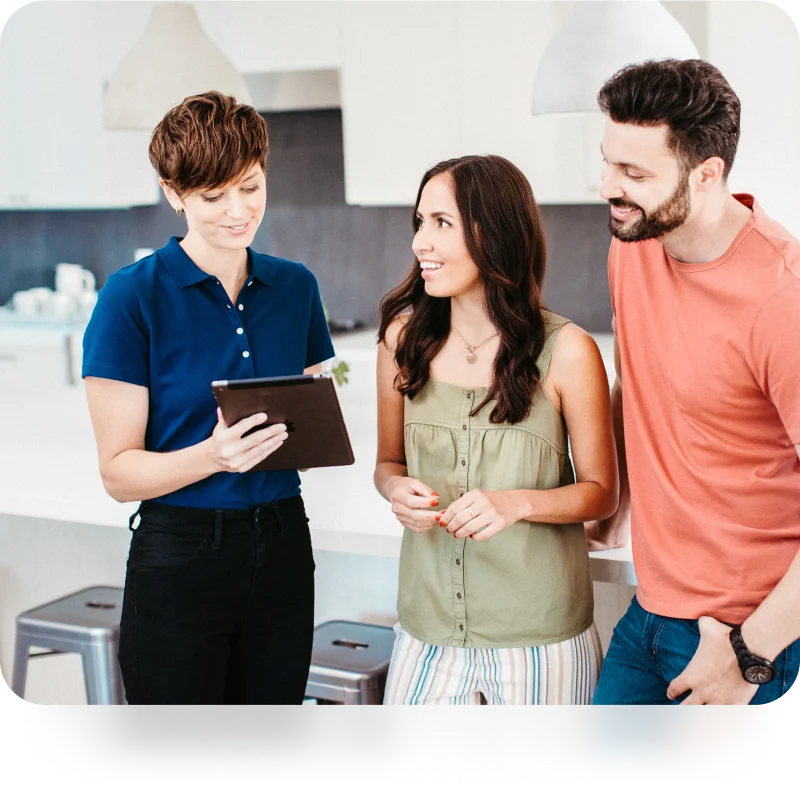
[158,236,272,288]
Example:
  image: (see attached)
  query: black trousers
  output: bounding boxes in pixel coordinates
[118,496,315,704]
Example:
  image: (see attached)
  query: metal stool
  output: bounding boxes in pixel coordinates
[305,620,395,704]
[11,585,125,705]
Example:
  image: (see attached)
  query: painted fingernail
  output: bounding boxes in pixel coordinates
[431,492,438,497]
[431,500,439,507]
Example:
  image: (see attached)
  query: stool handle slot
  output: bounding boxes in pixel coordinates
[332,639,369,650]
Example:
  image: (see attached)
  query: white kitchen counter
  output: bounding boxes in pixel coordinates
[0,330,635,586]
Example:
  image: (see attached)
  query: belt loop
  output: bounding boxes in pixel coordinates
[128,504,142,532]
[212,509,223,550]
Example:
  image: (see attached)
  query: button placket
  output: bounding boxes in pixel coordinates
[225,281,253,371]
[451,389,473,646]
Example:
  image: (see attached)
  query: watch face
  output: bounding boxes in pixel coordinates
[745,664,775,684]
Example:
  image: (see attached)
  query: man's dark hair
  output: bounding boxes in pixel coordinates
[597,59,741,180]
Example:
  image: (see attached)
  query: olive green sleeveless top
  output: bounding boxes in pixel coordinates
[398,311,593,648]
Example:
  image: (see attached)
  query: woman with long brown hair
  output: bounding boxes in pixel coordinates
[374,154,618,704]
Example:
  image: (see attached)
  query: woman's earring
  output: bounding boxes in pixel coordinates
[175,207,184,217]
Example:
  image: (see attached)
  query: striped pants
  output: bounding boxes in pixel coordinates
[384,623,603,705]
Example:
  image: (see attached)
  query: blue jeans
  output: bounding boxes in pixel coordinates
[593,595,799,705]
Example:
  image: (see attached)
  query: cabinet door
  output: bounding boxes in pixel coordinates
[0,2,158,209]
[457,1,605,205]
[707,1,800,237]
[0,8,22,209]
[340,2,462,206]
[1,2,112,208]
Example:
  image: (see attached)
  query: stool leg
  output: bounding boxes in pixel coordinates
[82,641,119,705]
[11,634,31,700]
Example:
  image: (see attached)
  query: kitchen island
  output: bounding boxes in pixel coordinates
[0,330,634,703]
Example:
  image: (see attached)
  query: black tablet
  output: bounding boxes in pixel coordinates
[211,374,355,472]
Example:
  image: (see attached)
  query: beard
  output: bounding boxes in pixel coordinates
[608,174,691,242]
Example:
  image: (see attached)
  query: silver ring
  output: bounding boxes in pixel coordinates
[467,506,476,520]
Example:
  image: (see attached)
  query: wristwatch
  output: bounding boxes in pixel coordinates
[729,625,777,684]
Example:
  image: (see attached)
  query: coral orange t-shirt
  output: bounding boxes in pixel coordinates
[609,194,800,623]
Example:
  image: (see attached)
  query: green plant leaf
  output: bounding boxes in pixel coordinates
[331,359,350,387]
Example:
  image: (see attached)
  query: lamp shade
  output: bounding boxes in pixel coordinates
[531,1,699,116]
[103,2,252,129]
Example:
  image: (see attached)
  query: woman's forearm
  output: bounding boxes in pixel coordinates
[100,440,217,502]
[374,460,408,502]
[517,480,618,525]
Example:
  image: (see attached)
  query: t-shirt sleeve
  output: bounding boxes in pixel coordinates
[82,273,150,387]
[608,239,618,334]
[305,272,335,368]
[747,282,800,443]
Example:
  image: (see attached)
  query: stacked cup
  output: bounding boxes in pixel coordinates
[54,263,97,318]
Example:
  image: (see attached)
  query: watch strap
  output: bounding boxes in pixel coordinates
[729,625,778,684]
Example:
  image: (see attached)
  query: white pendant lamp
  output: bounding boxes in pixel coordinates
[531,1,700,116]
[103,2,252,129]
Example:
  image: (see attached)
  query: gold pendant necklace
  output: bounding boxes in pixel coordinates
[451,321,498,365]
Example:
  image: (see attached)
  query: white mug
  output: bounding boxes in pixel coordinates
[12,290,41,315]
[27,287,54,312]
[50,292,78,319]
[56,263,96,296]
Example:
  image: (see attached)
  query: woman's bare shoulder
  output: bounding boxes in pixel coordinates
[381,312,411,355]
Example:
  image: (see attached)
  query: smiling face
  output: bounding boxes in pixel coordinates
[412,173,482,299]
[163,161,267,254]
[600,119,692,242]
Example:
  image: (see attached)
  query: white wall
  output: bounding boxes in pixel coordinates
[707,1,800,236]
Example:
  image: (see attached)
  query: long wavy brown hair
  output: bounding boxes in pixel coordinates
[377,154,548,424]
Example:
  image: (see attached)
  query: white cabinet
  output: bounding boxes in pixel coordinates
[0,2,158,210]
[337,1,605,205]
[339,2,462,206]
[707,1,800,237]
[0,9,21,208]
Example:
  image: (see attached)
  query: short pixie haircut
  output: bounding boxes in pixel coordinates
[149,91,269,196]
[597,59,740,180]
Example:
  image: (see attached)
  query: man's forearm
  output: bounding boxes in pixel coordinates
[602,379,631,535]
[740,544,800,661]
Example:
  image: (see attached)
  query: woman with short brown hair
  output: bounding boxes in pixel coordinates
[82,92,334,704]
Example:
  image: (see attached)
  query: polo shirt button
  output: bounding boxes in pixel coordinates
[242,351,250,358]
[459,624,464,631]
[236,328,244,335]
[456,592,462,599]
[462,425,466,430]
[227,305,231,309]
[247,281,253,287]
[238,304,244,311]
[456,558,461,565]
[461,460,466,466]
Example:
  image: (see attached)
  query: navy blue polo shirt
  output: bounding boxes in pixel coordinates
[82,237,335,508]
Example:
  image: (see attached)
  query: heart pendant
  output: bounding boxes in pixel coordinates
[466,351,477,364]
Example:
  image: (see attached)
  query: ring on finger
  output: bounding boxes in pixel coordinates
[467,506,476,520]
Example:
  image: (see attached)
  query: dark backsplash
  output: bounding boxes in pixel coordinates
[0,110,612,332]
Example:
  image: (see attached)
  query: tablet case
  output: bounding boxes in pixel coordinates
[211,374,355,472]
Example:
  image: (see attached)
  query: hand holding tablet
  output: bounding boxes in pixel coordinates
[212,374,355,472]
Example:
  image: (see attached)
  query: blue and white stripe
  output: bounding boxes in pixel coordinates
[384,623,603,705]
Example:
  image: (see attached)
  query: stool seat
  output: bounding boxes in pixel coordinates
[12,586,125,705]
[306,620,395,705]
